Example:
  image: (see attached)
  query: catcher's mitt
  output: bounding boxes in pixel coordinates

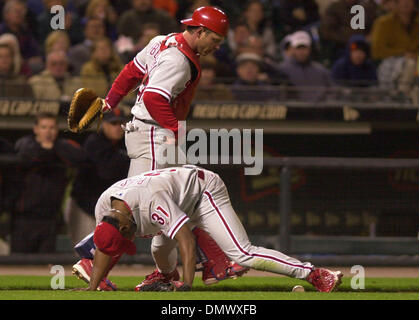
[68,88,104,133]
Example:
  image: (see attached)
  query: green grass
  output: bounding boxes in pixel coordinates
[0,275,418,300]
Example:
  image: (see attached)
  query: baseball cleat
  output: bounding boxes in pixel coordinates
[202,260,249,285]
[306,268,343,292]
[135,268,180,292]
[72,258,117,291]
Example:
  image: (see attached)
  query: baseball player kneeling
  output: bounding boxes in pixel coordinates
[74,166,343,292]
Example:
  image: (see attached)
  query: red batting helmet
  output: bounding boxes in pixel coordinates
[181,6,229,37]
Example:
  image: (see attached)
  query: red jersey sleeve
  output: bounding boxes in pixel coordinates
[142,91,180,139]
[105,60,145,108]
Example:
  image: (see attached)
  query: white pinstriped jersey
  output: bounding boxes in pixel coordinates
[131,34,192,122]
[95,166,215,239]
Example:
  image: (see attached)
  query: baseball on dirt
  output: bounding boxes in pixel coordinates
[292,285,305,292]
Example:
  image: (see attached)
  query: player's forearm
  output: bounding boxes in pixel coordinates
[180,241,195,287]
[175,226,196,287]
[89,249,112,291]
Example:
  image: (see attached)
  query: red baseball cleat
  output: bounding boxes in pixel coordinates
[202,260,249,285]
[72,258,117,291]
[306,268,343,292]
[135,269,180,291]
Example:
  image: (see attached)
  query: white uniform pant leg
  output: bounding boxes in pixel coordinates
[125,120,180,271]
[64,196,97,247]
[195,178,314,280]
[125,122,162,177]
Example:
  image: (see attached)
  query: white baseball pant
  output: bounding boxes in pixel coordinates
[191,174,314,279]
[124,118,182,273]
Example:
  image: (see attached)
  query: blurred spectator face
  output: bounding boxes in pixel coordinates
[102,121,124,141]
[290,31,312,63]
[132,0,152,12]
[93,39,112,64]
[46,31,71,54]
[195,29,224,56]
[51,37,69,52]
[234,25,251,47]
[396,0,415,15]
[350,48,366,66]
[47,51,68,78]
[244,1,264,25]
[237,60,260,83]
[239,36,264,57]
[3,0,27,28]
[90,0,108,20]
[200,68,216,86]
[137,24,160,48]
[34,117,59,145]
[292,45,311,63]
[85,19,106,42]
[0,45,13,75]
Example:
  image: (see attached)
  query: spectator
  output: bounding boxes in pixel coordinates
[0,33,28,76]
[242,0,277,59]
[36,0,84,45]
[80,37,123,98]
[218,20,251,67]
[83,0,119,41]
[194,55,233,101]
[116,22,160,64]
[371,0,419,61]
[45,30,71,55]
[277,31,333,102]
[64,109,129,245]
[11,112,86,253]
[117,0,179,43]
[276,0,320,35]
[331,34,377,87]
[232,34,283,84]
[0,43,33,98]
[232,52,271,102]
[0,0,41,67]
[319,0,379,62]
[29,50,81,101]
[68,18,106,75]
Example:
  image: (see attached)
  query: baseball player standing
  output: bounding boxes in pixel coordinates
[72,7,247,290]
[76,166,343,292]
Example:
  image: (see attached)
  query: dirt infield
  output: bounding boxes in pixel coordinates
[0,265,417,278]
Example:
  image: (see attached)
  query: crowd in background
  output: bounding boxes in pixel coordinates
[0,0,418,104]
[0,0,419,253]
